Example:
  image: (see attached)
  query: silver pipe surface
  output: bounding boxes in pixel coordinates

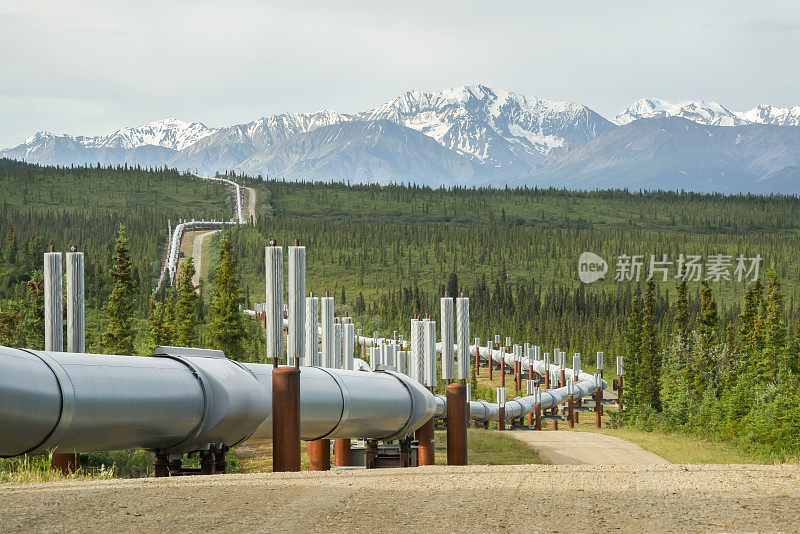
[440,298,454,380]
[456,297,469,379]
[287,246,305,366]
[0,346,436,457]
[265,246,284,361]
[44,252,63,352]
[65,252,85,353]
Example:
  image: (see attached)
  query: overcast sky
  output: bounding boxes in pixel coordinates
[1,0,799,147]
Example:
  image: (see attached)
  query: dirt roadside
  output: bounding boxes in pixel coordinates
[508,430,669,465]
[2,464,798,533]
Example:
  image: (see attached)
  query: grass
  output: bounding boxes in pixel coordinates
[580,426,765,464]
[434,429,542,465]
[0,452,117,484]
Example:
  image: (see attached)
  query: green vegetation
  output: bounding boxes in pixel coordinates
[580,427,764,464]
[434,429,542,465]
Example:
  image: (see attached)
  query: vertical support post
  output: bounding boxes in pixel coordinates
[440,297,454,381]
[544,352,551,390]
[304,296,319,367]
[265,244,284,367]
[446,382,467,465]
[65,251,85,353]
[46,250,81,474]
[617,354,624,410]
[456,297,470,381]
[534,404,541,431]
[595,374,603,429]
[500,347,506,388]
[287,245,306,368]
[320,296,335,368]
[343,323,355,371]
[308,439,330,471]
[423,320,437,387]
[475,338,480,376]
[496,387,506,431]
[334,439,351,467]
[272,367,301,472]
[416,414,435,466]
[44,252,63,352]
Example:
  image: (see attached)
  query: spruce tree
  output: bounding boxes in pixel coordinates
[763,270,786,384]
[5,224,17,264]
[20,272,45,349]
[146,296,169,350]
[639,280,661,410]
[674,271,690,350]
[103,225,136,355]
[208,233,246,360]
[175,256,199,346]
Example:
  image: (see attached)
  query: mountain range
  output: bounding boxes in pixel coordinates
[4,85,800,193]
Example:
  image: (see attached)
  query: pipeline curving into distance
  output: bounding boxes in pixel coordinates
[157,174,247,291]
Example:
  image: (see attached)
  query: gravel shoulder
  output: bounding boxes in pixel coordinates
[2,464,798,533]
[508,430,669,465]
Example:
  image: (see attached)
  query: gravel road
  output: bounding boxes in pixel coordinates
[2,464,798,533]
[509,430,669,465]
[190,230,218,286]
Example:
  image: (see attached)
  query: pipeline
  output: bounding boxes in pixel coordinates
[156,173,247,291]
[0,345,435,458]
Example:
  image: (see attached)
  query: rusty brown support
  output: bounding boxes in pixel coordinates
[308,439,331,471]
[498,405,505,431]
[528,363,533,381]
[544,368,550,390]
[552,410,558,431]
[489,350,494,381]
[50,452,80,475]
[416,416,436,465]
[334,438,351,467]
[534,403,541,431]
[475,346,480,376]
[559,369,566,388]
[500,356,505,387]
[617,375,624,410]
[527,406,534,426]
[272,366,301,472]
[568,394,574,428]
[595,385,603,429]
[446,382,468,465]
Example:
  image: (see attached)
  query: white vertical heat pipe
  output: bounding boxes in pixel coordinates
[456,297,469,380]
[320,297,335,368]
[44,252,63,352]
[440,297,454,380]
[304,297,319,366]
[343,323,355,371]
[65,251,85,353]
[265,246,284,362]
[287,246,306,367]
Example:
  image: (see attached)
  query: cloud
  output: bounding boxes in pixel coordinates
[741,18,800,32]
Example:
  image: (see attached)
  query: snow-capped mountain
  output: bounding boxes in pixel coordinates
[362,85,614,169]
[613,98,747,126]
[737,104,800,127]
[614,99,800,128]
[90,118,217,150]
[4,86,800,192]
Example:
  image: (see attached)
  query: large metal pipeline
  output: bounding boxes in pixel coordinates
[0,345,435,458]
